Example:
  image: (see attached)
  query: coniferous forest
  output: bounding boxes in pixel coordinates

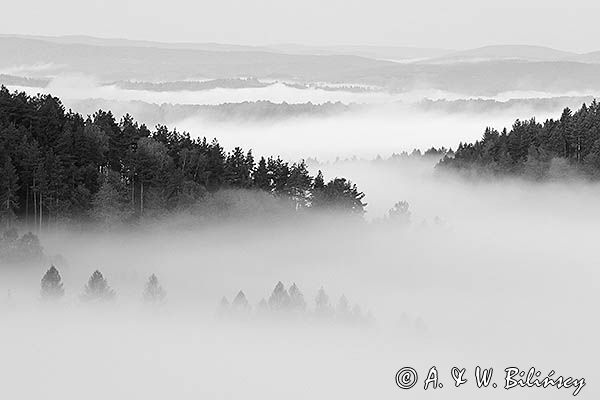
[438,101,600,178]
[0,86,366,227]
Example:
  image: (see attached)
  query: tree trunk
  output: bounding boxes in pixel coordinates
[39,191,43,232]
[25,184,29,226]
[140,180,144,217]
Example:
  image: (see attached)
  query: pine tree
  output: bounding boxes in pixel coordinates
[253,157,270,190]
[143,274,166,304]
[40,265,64,300]
[388,200,411,225]
[287,161,312,209]
[256,298,269,314]
[312,178,366,214]
[217,296,230,315]
[313,170,325,190]
[315,286,332,316]
[288,283,306,312]
[268,281,290,311]
[336,295,351,320]
[81,270,115,302]
[232,290,250,311]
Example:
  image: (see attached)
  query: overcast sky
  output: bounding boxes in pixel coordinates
[3,0,599,52]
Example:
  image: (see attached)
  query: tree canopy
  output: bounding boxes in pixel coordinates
[438,101,600,179]
[0,86,366,227]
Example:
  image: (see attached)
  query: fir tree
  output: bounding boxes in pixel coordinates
[217,296,230,315]
[256,298,269,314]
[315,286,332,316]
[40,265,64,300]
[232,290,250,311]
[288,283,306,312]
[388,200,411,225]
[268,281,290,310]
[253,157,270,190]
[336,295,350,317]
[143,274,166,304]
[81,270,115,302]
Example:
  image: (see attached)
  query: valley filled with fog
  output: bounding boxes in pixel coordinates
[0,34,598,399]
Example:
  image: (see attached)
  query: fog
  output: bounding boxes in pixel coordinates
[175,109,553,161]
[3,76,585,161]
[2,53,598,398]
[10,74,600,106]
[1,157,598,399]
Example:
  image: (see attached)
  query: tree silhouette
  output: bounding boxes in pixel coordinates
[217,296,230,316]
[81,270,115,302]
[268,281,290,311]
[40,265,64,300]
[143,274,166,304]
[288,283,306,312]
[315,286,332,316]
[388,200,411,225]
[232,290,250,312]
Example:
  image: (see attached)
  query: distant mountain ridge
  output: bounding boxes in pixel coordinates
[4,35,600,96]
[2,34,599,64]
[428,45,577,63]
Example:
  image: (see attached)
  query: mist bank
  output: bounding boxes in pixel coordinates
[1,159,598,399]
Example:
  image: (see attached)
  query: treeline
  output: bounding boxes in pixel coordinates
[37,267,372,327]
[39,265,164,303]
[0,86,365,227]
[219,281,373,325]
[438,101,600,178]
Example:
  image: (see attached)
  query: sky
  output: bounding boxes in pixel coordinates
[3,0,600,52]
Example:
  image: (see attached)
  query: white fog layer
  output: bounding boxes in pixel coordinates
[0,22,598,400]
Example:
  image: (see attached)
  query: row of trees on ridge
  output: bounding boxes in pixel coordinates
[0,86,366,228]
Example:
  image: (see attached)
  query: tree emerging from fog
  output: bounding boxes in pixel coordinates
[268,281,291,311]
[219,282,371,326]
[143,274,166,304]
[232,290,250,312]
[81,270,115,302]
[288,283,306,312]
[387,200,411,225]
[40,265,64,300]
[439,101,600,179]
[315,287,333,317]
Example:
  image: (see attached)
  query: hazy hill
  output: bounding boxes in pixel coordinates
[568,51,600,64]
[0,33,269,53]
[0,37,395,82]
[265,44,451,60]
[428,45,576,63]
[0,34,451,61]
[4,36,600,96]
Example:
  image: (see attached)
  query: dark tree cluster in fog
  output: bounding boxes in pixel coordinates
[0,86,366,228]
[439,101,600,179]
[0,228,43,264]
[220,281,373,325]
[40,265,165,304]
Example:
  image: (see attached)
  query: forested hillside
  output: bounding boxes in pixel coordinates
[0,86,365,227]
[438,101,600,178]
